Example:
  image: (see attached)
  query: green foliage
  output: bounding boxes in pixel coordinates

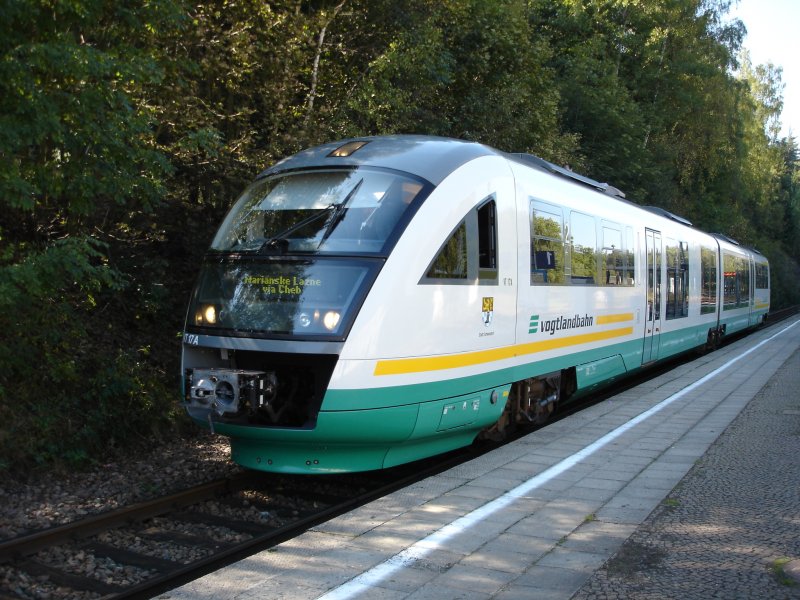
[0,1,178,233]
[0,0,184,476]
[337,0,578,160]
[0,238,177,474]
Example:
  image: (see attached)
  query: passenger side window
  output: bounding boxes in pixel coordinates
[722,253,750,310]
[723,254,736,309]
[665,238,689,319]
[531,202,632,287]
[701,247,717,314]
[755,263,769,289]
[530,200,565,284]
[569,211,598,285]
[624,227,635,285]
[602,223,623,285]
[422,197,498,284]
[738,257,750,306]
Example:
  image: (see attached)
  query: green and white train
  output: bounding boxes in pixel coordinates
[182,136,770,473]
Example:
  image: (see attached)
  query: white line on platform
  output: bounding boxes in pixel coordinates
[317,319,800,600]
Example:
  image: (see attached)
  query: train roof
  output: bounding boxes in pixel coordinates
[639,205,692,226]
[259,135,632,200]
[507,153,626,199]
[711,233,766,258]
[258,135,499,186]
[257,136,758,257]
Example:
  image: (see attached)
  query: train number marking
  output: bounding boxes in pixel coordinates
[185,333,200,346]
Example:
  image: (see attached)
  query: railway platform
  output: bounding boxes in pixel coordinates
[165,317,800,600]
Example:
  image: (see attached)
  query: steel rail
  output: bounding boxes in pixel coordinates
[0,473,259,563]
[0,454,474,600]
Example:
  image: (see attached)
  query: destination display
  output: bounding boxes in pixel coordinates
[188,259,378,338]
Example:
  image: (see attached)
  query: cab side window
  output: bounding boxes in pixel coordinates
[477,200,498,282]
[422,196,498,284]
[425,222,468,280]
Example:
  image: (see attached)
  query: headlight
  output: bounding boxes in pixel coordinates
[195,304,218,326]
[323,310,341,331]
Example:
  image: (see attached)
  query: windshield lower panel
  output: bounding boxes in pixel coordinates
[187,258,380,340]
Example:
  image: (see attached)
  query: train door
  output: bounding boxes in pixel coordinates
[748,257,758,326]
[643,228,662,363]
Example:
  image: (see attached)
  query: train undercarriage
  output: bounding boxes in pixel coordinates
[480,367,577,441]
[185,346,579,447]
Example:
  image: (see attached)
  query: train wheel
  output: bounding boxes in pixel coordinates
[531,398,555,425]
[704,328,721,353]
[515,377,559,426]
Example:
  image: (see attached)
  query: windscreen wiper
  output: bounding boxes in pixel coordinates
[259,178,364,254]
[259,207,333,254]
[318,179,363,247]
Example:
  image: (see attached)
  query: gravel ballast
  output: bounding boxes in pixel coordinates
[1,432,243,541]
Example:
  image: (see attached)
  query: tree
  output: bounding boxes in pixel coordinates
[335,0,577,161]
[0,0,184,474]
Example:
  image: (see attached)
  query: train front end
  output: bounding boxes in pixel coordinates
[181,144,433,473]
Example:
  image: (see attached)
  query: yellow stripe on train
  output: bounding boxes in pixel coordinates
[374,326,635,376]
[596,312,634,325]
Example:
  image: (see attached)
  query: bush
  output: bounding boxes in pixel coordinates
[0,237,179,476]
[756,240,800,310]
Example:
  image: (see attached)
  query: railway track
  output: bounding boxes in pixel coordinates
[3,308,797,600]
[0,452,474,599]
[765,304,799,323]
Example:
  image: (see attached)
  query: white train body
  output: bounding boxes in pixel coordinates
[182,136,769,473]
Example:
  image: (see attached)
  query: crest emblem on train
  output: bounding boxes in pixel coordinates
[482,297,494,327]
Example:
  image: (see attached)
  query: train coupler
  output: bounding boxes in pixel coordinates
[184,368,276,418]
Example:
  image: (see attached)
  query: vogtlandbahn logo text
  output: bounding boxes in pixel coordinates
[529,314,594,336]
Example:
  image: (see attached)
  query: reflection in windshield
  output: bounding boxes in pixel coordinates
[190,259,377,338]
[211,169,426,255]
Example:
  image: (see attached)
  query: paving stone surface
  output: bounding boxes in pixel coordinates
[572,347,800,600]
[166,321,800,600]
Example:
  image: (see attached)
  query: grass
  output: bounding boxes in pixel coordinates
[771,558,798,587]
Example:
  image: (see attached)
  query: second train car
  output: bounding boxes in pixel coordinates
[182,136,770,473]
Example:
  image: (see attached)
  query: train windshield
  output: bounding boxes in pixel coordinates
[211,168,428,255]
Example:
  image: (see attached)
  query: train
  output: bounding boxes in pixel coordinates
[181,135,770,474]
